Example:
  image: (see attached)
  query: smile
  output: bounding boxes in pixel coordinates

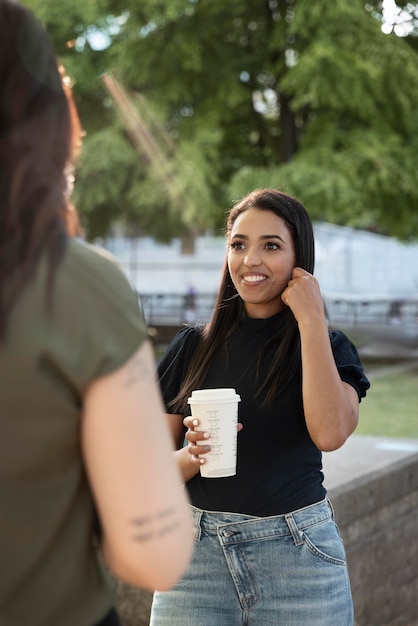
[242,275,267,283]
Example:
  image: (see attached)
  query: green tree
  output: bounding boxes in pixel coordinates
[230,0,418,237]
[22,0,418,240]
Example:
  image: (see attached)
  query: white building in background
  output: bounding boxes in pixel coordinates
[312,224,418,350]
[103,234,225,295]
[313,223,418,298]
[103,222,418,298]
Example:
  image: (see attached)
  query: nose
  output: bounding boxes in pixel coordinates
[243,250,261,267]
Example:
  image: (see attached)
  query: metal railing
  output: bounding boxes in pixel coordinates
[138,292,418,348]
[138,292,217,326]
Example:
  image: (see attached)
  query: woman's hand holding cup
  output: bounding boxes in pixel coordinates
[183,416,211,465]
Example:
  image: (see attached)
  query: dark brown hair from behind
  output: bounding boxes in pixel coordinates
[0,0,81,334]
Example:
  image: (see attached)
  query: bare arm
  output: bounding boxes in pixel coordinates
[82,339,193,591]
[282,268,359,451]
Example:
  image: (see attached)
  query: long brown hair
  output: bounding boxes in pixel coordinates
[0,0,82,334]
[170,188,315,412]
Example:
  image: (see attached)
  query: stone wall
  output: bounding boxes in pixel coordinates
[328,452,418,626]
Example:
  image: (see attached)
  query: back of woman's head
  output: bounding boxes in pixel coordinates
[0,0,78,332]
[226,188,315,274]
[0,0,73,198]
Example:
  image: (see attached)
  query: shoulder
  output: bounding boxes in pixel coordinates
[168,324,203,350]
[60,238,139,308]
[160,325,203,362]
[328,329,365,366]
[329,329,361,360]
[158,325,203,375]
[49,239,147,390]
[65,238,131,284]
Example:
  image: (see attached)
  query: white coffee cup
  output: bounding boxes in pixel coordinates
[187,388,241,478]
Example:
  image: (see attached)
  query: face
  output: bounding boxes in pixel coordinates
[227,208,296,318]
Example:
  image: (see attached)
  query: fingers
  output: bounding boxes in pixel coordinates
[282,268,313,303]
[183,416,211,464]
[183,416,196,430]
[183,416,209,442]
[182,418,243,464]
[286,267,317,293]
[288,268,315,288]
[291,266,311,279]
[281,268,324,323]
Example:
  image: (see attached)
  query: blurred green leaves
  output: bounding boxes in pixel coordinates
[21,0,418,240]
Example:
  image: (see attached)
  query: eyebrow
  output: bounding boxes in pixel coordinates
[231,233,287,244]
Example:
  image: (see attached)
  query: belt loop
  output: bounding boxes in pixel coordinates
[191,506,203,542]
[285,513,303,546]
[326,496,335,520]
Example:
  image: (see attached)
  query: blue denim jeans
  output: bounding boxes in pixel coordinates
[150,498,353,626]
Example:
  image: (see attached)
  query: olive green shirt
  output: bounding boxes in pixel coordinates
[0,239,148,626]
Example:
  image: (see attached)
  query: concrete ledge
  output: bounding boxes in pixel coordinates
[323,435,418,626]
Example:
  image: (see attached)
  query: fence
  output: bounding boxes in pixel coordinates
[138,292,418,350]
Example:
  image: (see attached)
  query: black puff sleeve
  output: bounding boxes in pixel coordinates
[329,330,371,401]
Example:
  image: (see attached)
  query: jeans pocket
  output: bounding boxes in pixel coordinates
[301,518,347,566]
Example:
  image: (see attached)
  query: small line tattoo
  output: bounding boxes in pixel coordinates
[131,515,152,527]
[124,355,151,388]
[132,532,154,543]
[130,506,181,544]
[157,506,176,520]
[158,520,181,538]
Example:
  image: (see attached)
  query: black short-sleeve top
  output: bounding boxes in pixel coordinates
[158,311,370,516]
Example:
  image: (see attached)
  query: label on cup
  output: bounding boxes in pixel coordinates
[187,388,241,478]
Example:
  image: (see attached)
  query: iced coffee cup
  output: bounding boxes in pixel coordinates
[187,388,241,478]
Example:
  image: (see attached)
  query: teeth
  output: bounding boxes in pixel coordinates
[243,275,266,283]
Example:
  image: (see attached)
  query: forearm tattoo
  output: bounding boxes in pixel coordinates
[124,352,154,388]
[130,506,181,543]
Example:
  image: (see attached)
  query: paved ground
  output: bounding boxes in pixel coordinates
[358,340,418,361]
[360,352,418,380]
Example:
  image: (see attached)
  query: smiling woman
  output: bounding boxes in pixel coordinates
[227,207,296,318]
[150,188,370,626]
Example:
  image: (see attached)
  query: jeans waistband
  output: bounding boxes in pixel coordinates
[191,497,333,545]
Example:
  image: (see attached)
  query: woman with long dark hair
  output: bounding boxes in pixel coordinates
[150,188,370,625]
[0,2,192,624]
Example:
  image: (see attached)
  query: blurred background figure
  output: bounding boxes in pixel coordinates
[183,284,197,324]
[0,1,193,625]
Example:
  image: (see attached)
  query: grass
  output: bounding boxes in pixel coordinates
[356,363,418,439]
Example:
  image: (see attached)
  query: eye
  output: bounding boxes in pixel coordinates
[230,241,245,251]
[265,241,279,250]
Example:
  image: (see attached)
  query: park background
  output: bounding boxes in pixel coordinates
[22,1,418,624]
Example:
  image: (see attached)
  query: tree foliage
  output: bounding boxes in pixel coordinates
[21,0,418,240]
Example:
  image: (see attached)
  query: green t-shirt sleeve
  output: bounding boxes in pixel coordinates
[46,240,148,395]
